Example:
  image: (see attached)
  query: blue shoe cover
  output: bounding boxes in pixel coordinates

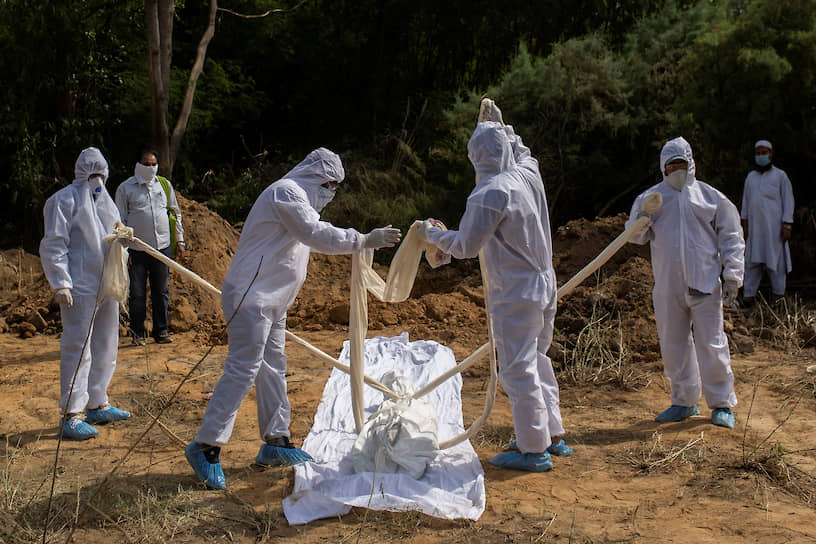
[505,439,573,457]
[547,439,574,457]
[255,444,314,467]
[86,405,131,424]
[711,408,735,429]
[655,404,699,423]
[60,416,99,440]
[488,451,552,472]
[185,441,226,490]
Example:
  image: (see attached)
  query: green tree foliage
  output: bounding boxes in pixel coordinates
[672,0,816,201]
[431,0,816,231]
[0,0,142,246]
[2,0,816,254]
[430,38,632,227]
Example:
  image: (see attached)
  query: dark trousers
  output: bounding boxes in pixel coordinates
[128,247,171,338]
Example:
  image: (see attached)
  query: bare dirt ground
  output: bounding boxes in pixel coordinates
[1,199,815,543]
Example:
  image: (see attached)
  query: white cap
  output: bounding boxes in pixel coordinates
[754,139,773,150]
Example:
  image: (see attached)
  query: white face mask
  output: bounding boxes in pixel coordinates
[665,169,687,191]
[135,162,158,182]
[89,174,105,193]
[313,185,336,212]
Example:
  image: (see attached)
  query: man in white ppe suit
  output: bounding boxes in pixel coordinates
[417,111,570,473]
[740,140,794,305]
[627,137,743,429]
[186,147,401,489]
[40,147,132,441]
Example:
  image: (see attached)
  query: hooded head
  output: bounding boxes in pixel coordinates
[468,121,515,184]
[74,147,109,185]
[284,147,345,212]
[659,137,695,191]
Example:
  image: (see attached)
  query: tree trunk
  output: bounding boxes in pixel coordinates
[146,0,169,171]
[146,0,301,177]
[145,0,217,177]
[169,0,218,174]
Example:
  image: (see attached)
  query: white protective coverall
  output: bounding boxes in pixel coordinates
[421,122,563,454]
[195,148,367,446]
[627,137,743,409]
[740,165,794,297]
[40,148,122,413]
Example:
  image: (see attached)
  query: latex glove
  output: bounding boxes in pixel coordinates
[363,226,401,249]
[478,98,504,125]
[112,221,134,248]
[416,220,439,243]
[55,288,73,308]
[635,192,663,222]
[723,280,740,306]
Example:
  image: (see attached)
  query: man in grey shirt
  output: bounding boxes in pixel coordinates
[115,149,186,345]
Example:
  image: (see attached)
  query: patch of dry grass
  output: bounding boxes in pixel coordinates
[622,431,710,474]
[736,378,816,508]
[474,424,515,450]
[560,301,649,390]
[739,442,816,508]
[751,293,816,352]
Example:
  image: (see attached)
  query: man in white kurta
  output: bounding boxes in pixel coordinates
[627,137,743,429]
[740,140,794,304]
[418,118,568,473]
[185,148,401,489]
[40,147,131,440]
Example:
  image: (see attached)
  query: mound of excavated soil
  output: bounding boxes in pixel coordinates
[0,248,56,337]
[0,195,238,339]
[165,195,240,334]
[0,200,802,362]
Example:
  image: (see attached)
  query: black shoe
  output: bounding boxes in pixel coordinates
[155,332,172,344]
[132,335,146,347]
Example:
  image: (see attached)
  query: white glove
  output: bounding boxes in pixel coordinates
[416,220,439,243]
[723,280,740,306]
[478,98,504,125]
[363,226,401,249]
[55,288,73,308]
[109,221,134,248]
[635,193,664,223]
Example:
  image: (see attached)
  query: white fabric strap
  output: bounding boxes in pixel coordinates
[106,226,397,399]
[347,222,499,449]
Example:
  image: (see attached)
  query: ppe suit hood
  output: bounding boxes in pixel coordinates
[468,122,515,183]
[74,147,109,185]
[284,147,345,186]
[660,137,695,189]
[283,147,345,212]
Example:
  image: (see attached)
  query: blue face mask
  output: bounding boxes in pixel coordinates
[755,154,771,167]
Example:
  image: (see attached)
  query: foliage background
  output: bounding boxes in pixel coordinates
[1,0,814,275]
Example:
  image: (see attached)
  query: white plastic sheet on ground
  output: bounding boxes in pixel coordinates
[282,333,486,524]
